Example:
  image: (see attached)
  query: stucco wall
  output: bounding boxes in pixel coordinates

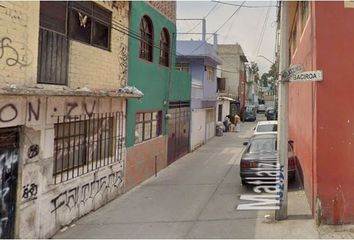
[0,1,130,238]
[288,0,317,218]
[126,1,177,147]
[217,44,244,98]
[315,1,354,224]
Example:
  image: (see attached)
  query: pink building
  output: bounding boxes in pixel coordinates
[288,1,354,224]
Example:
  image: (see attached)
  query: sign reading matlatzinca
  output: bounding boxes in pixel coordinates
[290,70,323,82]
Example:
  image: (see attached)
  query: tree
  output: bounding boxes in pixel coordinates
[249,61,260,84]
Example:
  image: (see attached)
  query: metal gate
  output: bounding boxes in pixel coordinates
[0,128,19,239]
[167,101,190,165]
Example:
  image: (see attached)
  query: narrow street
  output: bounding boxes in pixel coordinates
[54,115,318,239]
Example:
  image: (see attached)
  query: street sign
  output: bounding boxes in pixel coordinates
[281,64,304,80]
[290,70,323,82]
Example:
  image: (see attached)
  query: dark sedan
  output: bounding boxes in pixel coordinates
[266,108,277,120]
[240,134,296,185]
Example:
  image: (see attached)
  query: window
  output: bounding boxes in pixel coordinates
[217,77,226,91]
[301,1,309,33]
[135,111,162,144]
[38,1,69,85]
[206,65,214,81]
[139,16,153,62]
[159,28,170,66]
[69,1,112,49]
[38,1,111,85]
[53,113,123,184]
[176,63,190,73]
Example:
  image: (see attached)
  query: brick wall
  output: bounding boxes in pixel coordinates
[149,1,176,23]
[69,1,129,90]
[125,136,168,191]
[0,2,39,86]
[0,1,129,91]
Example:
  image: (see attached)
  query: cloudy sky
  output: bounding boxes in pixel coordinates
[176,1,278,74]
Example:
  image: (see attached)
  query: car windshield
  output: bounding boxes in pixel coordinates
[256,124,277,132]
[248,138,276,153]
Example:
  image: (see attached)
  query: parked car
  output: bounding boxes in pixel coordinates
[254,120,277,135]
[240,134,295,185]
[266,108,277,120]
[242,105,257,122]
[257,104,266,113]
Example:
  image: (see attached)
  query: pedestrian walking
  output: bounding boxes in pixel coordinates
[223,116,230,132]
[235,115,241,132]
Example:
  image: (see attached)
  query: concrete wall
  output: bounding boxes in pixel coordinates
[0,96,125,238]
[217,44,244,98]
[314,1,354,224]
[289,1,354,224]
[0,1,130,238]
[288,0,317,219]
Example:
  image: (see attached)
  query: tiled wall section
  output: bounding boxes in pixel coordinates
[125,136,168,191]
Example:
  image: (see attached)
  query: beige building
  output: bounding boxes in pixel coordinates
[217,44,248,114]
[0,1,141,238]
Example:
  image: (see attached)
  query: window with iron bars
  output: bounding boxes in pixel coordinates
[53,112,124,184]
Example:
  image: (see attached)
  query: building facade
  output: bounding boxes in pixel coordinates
[176,37,222,150]
[287,1,354,224]
[0,1,140,238]
[125,1,191,191]
[217,44,248,114]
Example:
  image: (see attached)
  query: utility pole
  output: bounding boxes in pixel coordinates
[275,0,289,220]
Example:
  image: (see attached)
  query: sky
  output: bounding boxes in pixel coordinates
[176,1,278,74]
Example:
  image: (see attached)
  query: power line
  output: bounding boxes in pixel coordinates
[255,2,272,56]
[188,1,246,55]
[185,2,220,34]
[212,1,277,8]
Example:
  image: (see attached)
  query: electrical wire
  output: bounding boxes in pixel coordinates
[185,2,220,34]
[212,1,277,8]
[187,1,246,55]
[255,2,272,56]
[111,21,240,74]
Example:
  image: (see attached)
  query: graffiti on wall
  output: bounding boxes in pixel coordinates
[27,144,39,159]
[50,170,123,214]
[118,43,128,86]
[0,148,19,238]
[0,37,32,68]
[0,97,100,128]
[22,183,38,202]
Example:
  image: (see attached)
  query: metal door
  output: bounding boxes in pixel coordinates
[0,128,19,239]
[167,102,190,165]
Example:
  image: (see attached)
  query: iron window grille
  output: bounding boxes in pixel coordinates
[135,111,162,144]
[53,112,124,184]
[139,16,153,62]
[159,28,170,67]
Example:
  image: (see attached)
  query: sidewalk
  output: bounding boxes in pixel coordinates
[53,121,320,239]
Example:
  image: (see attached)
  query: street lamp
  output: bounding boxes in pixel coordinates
[257,55,275,65]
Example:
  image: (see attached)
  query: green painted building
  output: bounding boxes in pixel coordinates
[125,1,191,191]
